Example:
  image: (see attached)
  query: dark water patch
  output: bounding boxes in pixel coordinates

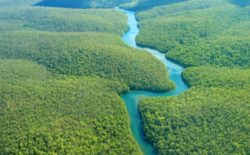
[35,0,91,9]
[229,0,250,7]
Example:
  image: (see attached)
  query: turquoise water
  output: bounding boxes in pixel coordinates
[118,8,188,155]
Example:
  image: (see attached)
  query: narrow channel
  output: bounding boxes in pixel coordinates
[117,8,189,155]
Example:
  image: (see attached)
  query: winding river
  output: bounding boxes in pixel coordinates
[118,8,188,155]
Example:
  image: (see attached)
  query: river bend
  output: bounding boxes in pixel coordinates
[118,8,188,155]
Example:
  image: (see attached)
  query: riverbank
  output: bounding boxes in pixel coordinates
[118,8,188,155]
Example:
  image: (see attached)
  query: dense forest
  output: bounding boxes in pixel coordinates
[140,87,250,154]
[136,0,250,67]
[0,0,250,154]
[0,0,172,153]
[0,0,174,91]
[136,0,250,154]
[0,7,128,34]
[140,66,250,154]
[182,66,250,88]
[0,0,37,7]
[0,31,173,91]
[121,0,186,11]
[0,59,142,154]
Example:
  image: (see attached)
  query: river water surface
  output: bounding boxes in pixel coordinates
[118,8,188,155]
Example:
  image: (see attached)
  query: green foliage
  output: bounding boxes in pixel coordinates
[139,64,250,154]
[140,88,250,155]
[0,0,38,7]
[0,59,143,154]
[0,31,173,91]
[183,66,250,88]
[0,0,174,154]
[3,0,250,154]
[0,6,127,35]
[136,0,227,20]
[166,28,250,67]
[0,20,24,32]
[137,2,250,150]
[122,0,186,11]
[0,59,50,84]
[136,0,250,67]
[0,3,173,91]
